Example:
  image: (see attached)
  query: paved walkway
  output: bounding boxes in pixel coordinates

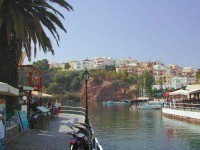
[6,113,84,150]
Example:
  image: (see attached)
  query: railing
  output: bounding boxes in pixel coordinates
[61,105,103,150]
[61,106,86,115]
[164,102,200,111]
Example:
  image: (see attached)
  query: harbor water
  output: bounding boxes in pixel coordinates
[65,102,200,150]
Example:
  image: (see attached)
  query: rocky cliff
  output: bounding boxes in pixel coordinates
[81,78,137,102]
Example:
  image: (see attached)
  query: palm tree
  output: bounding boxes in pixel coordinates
[0,0,73,114]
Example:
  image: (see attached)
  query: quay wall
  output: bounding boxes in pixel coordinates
[162,108,200,124]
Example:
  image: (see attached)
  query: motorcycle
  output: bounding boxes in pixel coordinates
[66,122,89,150]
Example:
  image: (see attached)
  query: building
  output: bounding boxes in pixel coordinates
[18,65,43,92]
[93,57,114,70]
[182,67,196,77]
[81,58,94,70]
[167,64,182,77]
[171,77,188,89]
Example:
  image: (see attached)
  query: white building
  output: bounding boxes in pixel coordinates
[171,77,188,89]
[93,57,114,70]
[81,58,94,70]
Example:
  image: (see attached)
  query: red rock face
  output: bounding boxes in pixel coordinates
[81,79,137,102]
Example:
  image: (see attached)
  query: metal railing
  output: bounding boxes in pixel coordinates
[61,105,103,150]
[164,102,200,111]
[60,106,86,115]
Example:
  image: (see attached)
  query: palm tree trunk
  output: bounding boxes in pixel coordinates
[0,24,21,118]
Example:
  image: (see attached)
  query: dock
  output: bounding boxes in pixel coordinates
[162,103,200,125]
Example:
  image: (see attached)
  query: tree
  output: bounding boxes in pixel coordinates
[0,0,73,113]
[70,76,81,91]
[33,59,49,71]
[137,71,155,97]
[196,69,200,84]
[64,63,71,70]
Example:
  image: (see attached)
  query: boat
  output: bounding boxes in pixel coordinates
[119,100,132,105]
[102,101,114,105]
[131,101,162,110]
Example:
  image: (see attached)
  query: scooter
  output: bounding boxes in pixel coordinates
[66,122,89,150]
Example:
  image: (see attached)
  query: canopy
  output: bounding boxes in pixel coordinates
[189,89,200,95]
[169,89,189,96]
[0,82,19,96]
[32,91,53,98]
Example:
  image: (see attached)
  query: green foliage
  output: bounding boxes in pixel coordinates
[105,65,116,71]
[112,80,128,89]
[34,61,156,100]
[33,59,49,71]
[196,69,200,83]
[136,71,155,97]
[53,72,68,84]
[64,63,71,70]
[0,0,73,61]
[126,74,137,84]
[70,76,82,91]
[47,82,63,94]
[93,76,102,85]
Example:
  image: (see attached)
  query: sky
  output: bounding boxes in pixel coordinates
[24,0,200,69]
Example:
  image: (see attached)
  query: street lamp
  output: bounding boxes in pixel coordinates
[83,69,90,124]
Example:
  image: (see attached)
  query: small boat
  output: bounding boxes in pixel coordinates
[120,100,132,105]
[131,101,162,110]
[102,101,114,105]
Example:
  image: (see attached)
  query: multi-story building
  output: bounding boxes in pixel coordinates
[93,57,114,70]
[182,67,196,77]
[171,77,188,89]
[153,64,166,76]
[116,63,138,75]
[18,65,43,92]
[81,58,94,70]
[119,58,138,66]
[72,61,83,71]
[167,64,182,77]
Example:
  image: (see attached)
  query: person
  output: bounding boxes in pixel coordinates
[55,100,62,115]
[172,97,176,108]
[46,102,52,110]
[0,113,5,140]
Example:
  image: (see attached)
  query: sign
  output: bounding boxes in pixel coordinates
[17,111,29,132]
[33,85,40,91]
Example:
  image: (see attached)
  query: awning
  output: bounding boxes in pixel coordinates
[22,86,34,91]
[189,89,200,95]
[32,91,53,98]
[169,89,189,96]
[0,82,19,96]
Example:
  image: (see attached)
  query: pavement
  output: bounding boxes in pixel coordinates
[6,113,85,150]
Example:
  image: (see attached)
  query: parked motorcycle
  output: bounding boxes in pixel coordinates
[66,122,89,150]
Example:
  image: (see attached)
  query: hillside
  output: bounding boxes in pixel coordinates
[81,77,137,102]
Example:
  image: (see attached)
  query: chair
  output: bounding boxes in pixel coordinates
[35,115,46,129]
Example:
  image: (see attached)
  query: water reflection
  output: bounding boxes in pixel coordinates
[64,102,200,150]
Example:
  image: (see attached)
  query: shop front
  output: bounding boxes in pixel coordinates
[0,82,19,144]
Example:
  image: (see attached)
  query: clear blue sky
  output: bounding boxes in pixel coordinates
[24,0,200,69]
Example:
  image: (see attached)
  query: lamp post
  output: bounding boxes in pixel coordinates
[84,69,90,124]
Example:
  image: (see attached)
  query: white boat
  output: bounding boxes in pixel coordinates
[102,101,114,105]
[131,101,162,110]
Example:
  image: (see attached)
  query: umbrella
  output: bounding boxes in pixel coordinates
[0,82,19,96]
[32,91,53,98]
[169,89,189,96]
